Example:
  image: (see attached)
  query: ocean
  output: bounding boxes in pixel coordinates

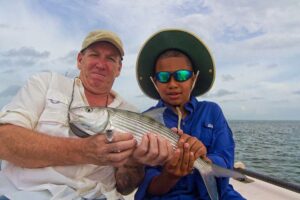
[229,120,300,186]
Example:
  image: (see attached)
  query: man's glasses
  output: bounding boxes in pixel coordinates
[155,69,193,83]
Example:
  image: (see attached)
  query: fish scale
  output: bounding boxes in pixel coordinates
[112,110,179,140]
[111,112,178,147]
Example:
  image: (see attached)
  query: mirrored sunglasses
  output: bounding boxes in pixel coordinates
[155,69,193,83]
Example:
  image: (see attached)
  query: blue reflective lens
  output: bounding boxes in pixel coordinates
[155,69,193,83]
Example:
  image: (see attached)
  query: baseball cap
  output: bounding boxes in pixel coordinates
[81,30,124,57]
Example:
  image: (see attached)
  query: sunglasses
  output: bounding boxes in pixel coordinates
[155,69,193,83]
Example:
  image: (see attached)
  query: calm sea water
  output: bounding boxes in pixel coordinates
[229,120,300,185]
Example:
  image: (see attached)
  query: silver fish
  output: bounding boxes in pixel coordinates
[69,106,245,200]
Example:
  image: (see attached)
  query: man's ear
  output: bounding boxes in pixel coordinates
[77,53,83,70]
[115,63,122,77]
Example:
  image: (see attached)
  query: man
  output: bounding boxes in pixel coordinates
[0,30,171,200]
[135,29,245,199]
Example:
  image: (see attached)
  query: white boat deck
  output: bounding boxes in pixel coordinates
[124,178,300,200]
[231,177,300,200]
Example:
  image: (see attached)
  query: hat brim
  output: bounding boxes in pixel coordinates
[136,29,215,99]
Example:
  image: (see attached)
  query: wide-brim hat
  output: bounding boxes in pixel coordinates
[136,29,215,99]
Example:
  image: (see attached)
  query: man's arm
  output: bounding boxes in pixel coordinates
[115,162,145,195]
[0,124,85,168]
[0,124,136,168]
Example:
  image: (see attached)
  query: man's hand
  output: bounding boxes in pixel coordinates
[83,131,137,167]
[132,133,173,166]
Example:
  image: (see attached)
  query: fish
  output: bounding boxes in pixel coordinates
[69,106,246,200]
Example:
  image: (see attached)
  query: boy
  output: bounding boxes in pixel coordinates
[135,29,245,200]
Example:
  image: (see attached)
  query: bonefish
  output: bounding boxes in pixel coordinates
[69,106,245,200]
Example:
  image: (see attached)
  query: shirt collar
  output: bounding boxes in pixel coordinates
[73,77,122,108]
[154,96,198,116]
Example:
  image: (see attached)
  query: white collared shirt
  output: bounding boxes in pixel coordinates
[0,72,138,200]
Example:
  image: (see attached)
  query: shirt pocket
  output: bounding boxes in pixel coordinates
[199,122,214,148]
[38,90,69,126]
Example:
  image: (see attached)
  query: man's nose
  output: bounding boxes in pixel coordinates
[95,57,107,69]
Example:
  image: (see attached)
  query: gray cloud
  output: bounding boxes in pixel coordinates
[219,25,265,42]
[221,74,235,82]
[0,85,21,97]
[0,57,38,68]
[2,69,15,74]
[219,98,248,103]
[293,90,300,95]
[0,23,24,31]
[2,47,50,58]
[58,50,77,65]
[251,97,264,100]
[210,89,237,97]
[246,62,259,68]
[0,23,10,29]
[0,59,13,68]
[0,47,50,69]
[136,94,146,98]
[266,63,278,69]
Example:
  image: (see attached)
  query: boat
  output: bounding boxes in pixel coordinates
[124,162,300,200]
[1,159,299,199]
[231,167,300,200]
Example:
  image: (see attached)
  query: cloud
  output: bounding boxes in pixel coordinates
[209,89,237,98]
[251,97,264,100]
[293,90,300,95]
[2,47,50,58]
[136,94,146,98]
[0,85,21,97]
[0,0,299,120]
[0,23,9,29]
[221,74,235,82]
[57,50,77,65]
[0,47,50,69]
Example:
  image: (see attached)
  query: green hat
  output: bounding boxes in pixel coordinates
[81,30,124,57]
[136,29,215,99]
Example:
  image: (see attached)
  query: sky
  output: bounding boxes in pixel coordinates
[0,0,299,120]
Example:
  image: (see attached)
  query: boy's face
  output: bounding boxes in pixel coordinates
[155,56,195,107]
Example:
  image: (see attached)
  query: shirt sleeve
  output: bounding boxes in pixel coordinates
[206,103,235,197]
[0,72,52,129]
[206,104,235,169]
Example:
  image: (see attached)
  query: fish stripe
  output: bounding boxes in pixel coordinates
[112,111,178,140]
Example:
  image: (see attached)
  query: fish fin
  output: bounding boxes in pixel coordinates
[194,158,247,200]
[210,163,246,180]
[194,159,219,200]
[201,172,219,200]
[143,107,166,125]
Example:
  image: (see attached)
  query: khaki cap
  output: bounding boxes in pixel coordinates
[81,30,124,56]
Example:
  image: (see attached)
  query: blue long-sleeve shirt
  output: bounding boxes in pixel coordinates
[135,97,245,200]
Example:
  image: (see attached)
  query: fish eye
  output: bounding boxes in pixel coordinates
[85,107,93,113]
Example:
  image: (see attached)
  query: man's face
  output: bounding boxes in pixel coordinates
[77,42,122,94]
[155,56,195,107]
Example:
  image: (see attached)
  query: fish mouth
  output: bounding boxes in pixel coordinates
[69,122,91,138]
